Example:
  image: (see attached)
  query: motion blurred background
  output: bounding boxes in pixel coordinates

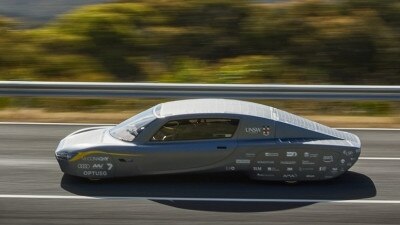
[0,0,399,126]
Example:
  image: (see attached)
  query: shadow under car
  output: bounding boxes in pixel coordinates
[61,171,376,212]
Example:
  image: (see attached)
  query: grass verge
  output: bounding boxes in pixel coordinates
[0,108,398,128]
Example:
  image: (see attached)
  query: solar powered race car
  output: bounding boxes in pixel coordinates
[55,99,361,182]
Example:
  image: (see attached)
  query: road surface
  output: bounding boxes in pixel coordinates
[0,124,399,224]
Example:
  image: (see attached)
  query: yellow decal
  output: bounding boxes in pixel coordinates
[68,150,141,162]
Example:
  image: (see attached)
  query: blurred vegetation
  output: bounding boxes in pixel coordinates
[0,0,399,116]
[0,0,399,84]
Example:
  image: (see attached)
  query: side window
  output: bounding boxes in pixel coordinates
[151,118,239,142]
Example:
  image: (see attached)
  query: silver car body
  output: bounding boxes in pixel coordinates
[55,99,361,181]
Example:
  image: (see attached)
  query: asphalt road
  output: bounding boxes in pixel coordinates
[0,124,399,224]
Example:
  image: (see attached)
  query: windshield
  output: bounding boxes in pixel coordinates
[109,107,157,141]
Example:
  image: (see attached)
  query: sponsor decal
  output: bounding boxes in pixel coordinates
[265,152,279,157]
[225,166,236,171]
[245,153,256,158]
[107,163,113,170]
[262,126,271,136]
[256,173,275,177]
[77,164,90,169]
[83,171,108,176]
[302,160,315,165]
[252,166,262,171]
[286,152,297,157]
[235,159,251,164]
[304,152,318,158]
[92,164,104,169]
[245,127,262,134]
[267,167,279,172]
[318,166,327,171]
[69,151,141,162]
[306,174,315,178]
[299,167,314,172]
[257,160,275,164]
[245,126,271,136]
[343,150,354,156]
[83,156,109,162]
[280,161,296,165]
[282,174,297,179]
[323,155,334,163]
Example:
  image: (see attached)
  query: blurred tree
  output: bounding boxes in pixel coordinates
[144,0,250,60]
[0,0,398,84]
[39,3,164,81]
[0,17,40,80]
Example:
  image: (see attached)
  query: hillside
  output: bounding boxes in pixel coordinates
[0,0,398,85]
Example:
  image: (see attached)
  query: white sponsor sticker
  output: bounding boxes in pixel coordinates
[323,156,334,163]
[82,156,109,162]
[225,166,236,171]
[265,152,279,157]
[267,167,279,172]
[107,163,113,170]
[92,164,104,169]
[302,160,315,165]
[257,160,275,164]
[235,159,251,164]
[257,173,275,177]
[245,127,262,134]
[252,166,262,171]
[83,171,108,176]
[282,174,297,179]
[304,152,318,158]
[77,164,90,169]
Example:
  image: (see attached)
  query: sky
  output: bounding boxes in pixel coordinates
[0,0,112,26]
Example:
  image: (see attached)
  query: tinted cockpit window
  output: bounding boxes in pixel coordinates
[151,118,239,142]
[110,107,156,142]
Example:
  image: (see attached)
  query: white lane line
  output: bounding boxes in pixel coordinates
[0,159,56,166]
[0,122,399,130]
[338,128,400,131]
[0,194,399,204]
[359,157,400,160]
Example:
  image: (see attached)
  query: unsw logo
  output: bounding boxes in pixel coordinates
[245,127,262,133]
[245,126,270,136]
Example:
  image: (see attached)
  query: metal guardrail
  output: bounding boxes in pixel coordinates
[0,81,399,100]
